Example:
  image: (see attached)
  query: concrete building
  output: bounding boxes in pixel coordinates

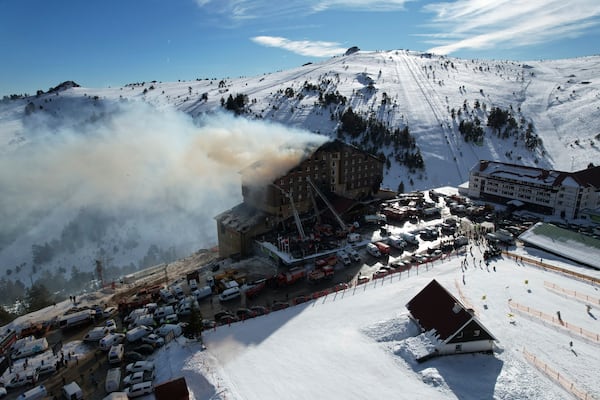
[216,140,384,258]
[467,160,600,221]
[241,140,384,220]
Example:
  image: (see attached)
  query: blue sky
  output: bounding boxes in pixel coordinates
[2,0,599,97]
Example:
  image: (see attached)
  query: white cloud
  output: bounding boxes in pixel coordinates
[195,0,411,20]
[251,36,346,57]
[423,0,600,55]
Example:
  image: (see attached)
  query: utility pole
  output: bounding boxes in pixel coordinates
[164,263,169,287]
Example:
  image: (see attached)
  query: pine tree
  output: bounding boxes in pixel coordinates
[25,283,53,313]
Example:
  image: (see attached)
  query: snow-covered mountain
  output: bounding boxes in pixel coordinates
[1,50,599,284]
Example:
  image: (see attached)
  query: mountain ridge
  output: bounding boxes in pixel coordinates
[0,49,598,288]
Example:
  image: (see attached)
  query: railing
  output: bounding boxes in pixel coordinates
[503,252,600,286]
[522,348,596,400]
[544,281,600,306]
[508,300,600,343]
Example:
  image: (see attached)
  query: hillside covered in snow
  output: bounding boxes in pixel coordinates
[1,50,599,288]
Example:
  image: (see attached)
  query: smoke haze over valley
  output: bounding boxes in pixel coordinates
[0,49,599,288]
[0,100,326,284]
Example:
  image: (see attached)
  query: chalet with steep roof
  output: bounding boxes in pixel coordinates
[406,279,496,357]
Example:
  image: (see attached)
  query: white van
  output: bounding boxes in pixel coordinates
[400,232,419,246]
[218,287,241,302]
[126,326,152,343]
[366,243,381,258]
[99,333,125,351]
[84,326,114,342]
[62,382,83,400]
[388,235,406,250]
[37,362,57,375]
[105,368,121,393]
[172,285,184,300]
[346,247,361,263]
[337,251,351,266]
[192,285,212,300]
[128,314,155,330]
[108,344,124,365]
[159,289,176,305]
[124,308,147,324]
[17,384,47,400]
[188,279,198,291]
[155,324,182,338]
[124,381,153,398]
[154,306,175,320]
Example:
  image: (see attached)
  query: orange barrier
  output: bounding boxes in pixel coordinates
[523,348,596,400]
[544,281,600,306]
[503,252,600,285]
[508,300,600,343]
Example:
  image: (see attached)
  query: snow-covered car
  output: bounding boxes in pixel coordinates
[124,381,154,398]
[102,306,117,318]
[125,361,155,374]
[372,269,389,279]
[141,333,164,347]
[123,370,155,387]
[331,282,349,292]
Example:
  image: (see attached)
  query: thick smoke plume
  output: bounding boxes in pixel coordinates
[0,101,327,272]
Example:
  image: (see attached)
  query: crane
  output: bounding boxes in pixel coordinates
[273,184,306,241]
[306,177,347,234]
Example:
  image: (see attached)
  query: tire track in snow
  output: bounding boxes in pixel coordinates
[400,53,467,182]
[392,52,465,182]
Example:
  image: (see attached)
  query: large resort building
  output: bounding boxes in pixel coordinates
[216,140,385,259]
[466,160,600,221]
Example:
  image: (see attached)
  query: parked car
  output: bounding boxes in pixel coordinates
[124,381,153,398]
[125,361,155,374]
[0,386,6,398]
[132,344,155,355]
[292,295,310,305]
[102,307,117,318]
[214,311,234,321]
[235,308,256,319]
[331,283,349,292]
[373,269,389,279]
[271,302,289,311]
[37,362,58,375]
[218,315,239,325]
[249,306,269,316]
[123,370,155,387]
[201,319,216,329]
[105,319,116,329]
[141,334,164,348]
[159,314,178,325]
[124,352,145,362]
[389,260,409,271]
